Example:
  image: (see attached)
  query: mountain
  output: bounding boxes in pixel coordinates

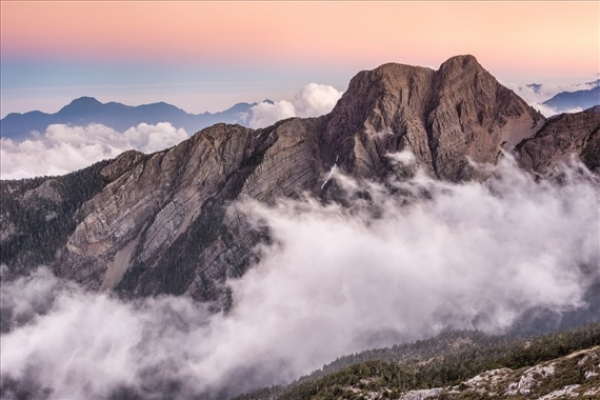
[524,79,599,96]
[542,85,600,112]
[0,97,256,140]
[2,55,598,301]
[2,54,600,400]
[517,105,600,174]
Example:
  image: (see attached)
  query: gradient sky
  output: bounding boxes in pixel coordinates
[1,1,598,118]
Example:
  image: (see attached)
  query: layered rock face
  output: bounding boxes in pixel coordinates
[322,55,544,181]
[56,123,282,297]
[516,107,600,174]
[1,55,598,302]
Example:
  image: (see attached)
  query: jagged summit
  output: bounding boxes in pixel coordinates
[1,54,599,303]
[440,53,479,67]
[323,54,543,180]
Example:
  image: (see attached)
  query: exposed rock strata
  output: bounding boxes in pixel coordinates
[1,55,598,302]
[321,55,543,182]
[516,107,600,174]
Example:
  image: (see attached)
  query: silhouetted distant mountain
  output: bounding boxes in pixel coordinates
[542,81,600,112]
[0,97,256,141]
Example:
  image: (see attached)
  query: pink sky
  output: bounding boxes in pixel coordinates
[1,1,598,115]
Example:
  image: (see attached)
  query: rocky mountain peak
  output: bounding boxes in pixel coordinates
[428,55,544,179]
[1,55,598,305]
[438,53,479,71]
[322,54,543,180]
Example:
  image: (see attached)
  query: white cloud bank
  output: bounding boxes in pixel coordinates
[1,155,598,399]
[244,83,343,128]
[504,79,599,117]
[1,83,340,179]
[0,123,188,180]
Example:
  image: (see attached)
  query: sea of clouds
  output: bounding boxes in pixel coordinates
[1,83,343,180]
[0,122,189,180]
[1,153,598,399]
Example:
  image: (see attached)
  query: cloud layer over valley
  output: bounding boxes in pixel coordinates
[1,155,598,399]
[0,123,188,180]
[1,83,342,180]
[505,78,599,116]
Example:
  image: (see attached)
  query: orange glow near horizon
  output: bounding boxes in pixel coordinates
[1,1,599,80]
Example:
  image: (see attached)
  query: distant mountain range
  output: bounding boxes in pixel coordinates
[525,79,599,95]
[543,84,600,111]
[509,79,599,114]
[0,97,260,141]
[2,78,598,142]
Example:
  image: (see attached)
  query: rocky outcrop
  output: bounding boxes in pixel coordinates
[321,55,544,182]
[427,55,543,180]
[22,179,62,204]
[516,107,600,174]
[379,346,600,400]
[0,55,597,301]
[55,123,280,295]
[321,62,438,179]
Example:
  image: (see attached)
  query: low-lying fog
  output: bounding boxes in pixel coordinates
[1,153,598,399]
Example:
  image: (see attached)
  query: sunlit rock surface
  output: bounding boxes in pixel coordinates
[1,55,599,304]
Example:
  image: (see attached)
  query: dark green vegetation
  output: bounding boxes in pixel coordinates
[0,160,114,271]
[236,323,600,400]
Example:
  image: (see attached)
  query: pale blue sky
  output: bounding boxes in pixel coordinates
[2,1,598,118]
[0,59,356,117]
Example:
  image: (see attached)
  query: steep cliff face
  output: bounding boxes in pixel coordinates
[0,55,597,301]
[321,55,543,181]
[427,55,543,180]
[50,117,330,299]
[54,124,280,296]
[321,62,437,179]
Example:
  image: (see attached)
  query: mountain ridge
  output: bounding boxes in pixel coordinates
[1,54,598,305]
[2,53,600,400]
[0,97,256,140]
